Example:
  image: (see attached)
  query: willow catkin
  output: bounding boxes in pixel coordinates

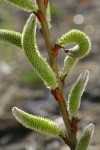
[57,29,91,78]
[12,107,66,137]
[5,0,38,12]
[22,14,58,90]
[67,70,90,119]
[75,123,94,150]
[57,29,91,59]
[0,29,22,48]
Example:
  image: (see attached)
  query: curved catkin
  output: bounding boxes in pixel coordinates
[75,123,94,150]
[68,70,90,119]
[57,29,91,59]
[22,14,58,90]
[0,29,22,48]
[12,107,66,137]
[5,0,38,12]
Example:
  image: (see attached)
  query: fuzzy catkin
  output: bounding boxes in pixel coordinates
[60,56,77,78]
[5,0,38,12]
[0,29,22,48]
[57,29,91,59]
[12,107,66,137]
[75,123,94,150]
[68,70,90,119]
[58,30,91,79]
[22,14,58,90]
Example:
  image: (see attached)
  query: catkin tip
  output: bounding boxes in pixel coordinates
[12,107,21,118]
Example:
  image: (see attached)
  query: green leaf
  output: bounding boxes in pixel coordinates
[12,107,66,137]
[75,123,94,150]
[68,70,89,119]
[0,29,22,48]
[5,0,38,12]
[22,14,58,90]
[57,29,91,59]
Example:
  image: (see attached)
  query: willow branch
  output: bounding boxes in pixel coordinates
[35,0,77,149]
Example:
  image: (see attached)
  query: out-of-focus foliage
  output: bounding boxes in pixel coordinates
[0,1,14,62]
[17,69,44,88]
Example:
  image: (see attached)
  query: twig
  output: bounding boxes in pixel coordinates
[35,1,77,149]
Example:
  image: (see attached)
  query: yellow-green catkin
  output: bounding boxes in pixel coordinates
[0,29,22,48]
[75,123,94,150]
[58,30,91,79]
[60,56,77,78]
[12,107,66,137]
[5,0,38,12]
[57,29,91,59]
[68,70,90,119]
[22,14,58,90]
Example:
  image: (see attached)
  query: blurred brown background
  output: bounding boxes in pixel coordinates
[0,0,100,150]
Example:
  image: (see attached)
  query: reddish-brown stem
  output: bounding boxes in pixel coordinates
[71,117,78,138]
[51,88,77,149]
[35,1,77,149]
[60,74,67,86]
[34,10,45,22]
[53,44,62,56]
[34,9,59,80]
[44,0,48,8]
[34,9,52,61]
[51,87,63,102]
[61,136,71,147]
[62,136,76,150]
